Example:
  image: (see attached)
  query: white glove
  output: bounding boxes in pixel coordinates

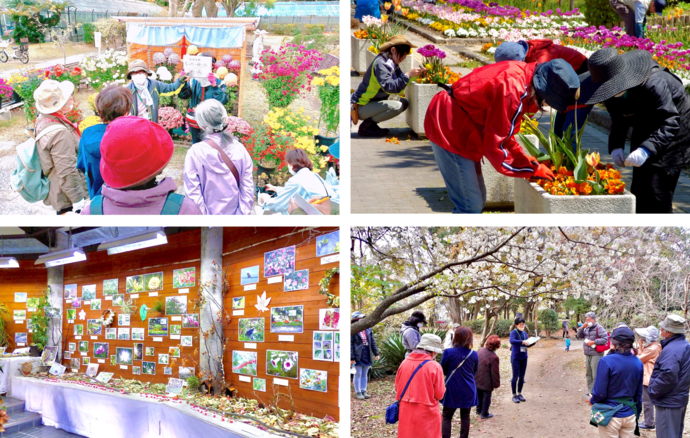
[611,148,626,167]
[72,198,87,213]
[624,147,650,167]
[257,193,271,206]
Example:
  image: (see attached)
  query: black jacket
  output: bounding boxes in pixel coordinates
[605,65,690,173]
[649,334,690,408]
[351,328,379,365]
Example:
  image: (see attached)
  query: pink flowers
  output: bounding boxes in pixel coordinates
[157,107,184,131]
[0,78,12,100]
[225,116,254,141]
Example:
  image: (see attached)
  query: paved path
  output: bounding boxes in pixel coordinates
[351,68,690,214]
[0,52,97,79]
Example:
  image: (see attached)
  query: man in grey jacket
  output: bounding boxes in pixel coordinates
[576,311,608,394]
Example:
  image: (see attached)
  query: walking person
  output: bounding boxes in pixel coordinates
[588,326,643,438]
[562,318,571,339]
[32,79,87,215]
[183,99,254,215]
[566,337,572,352]
[510,316,534,403]
[441,327,479,438]
[401,311,427,357]
[395,334,446,438]
[648,314,690,438]
[577,311,609,395]
[475,334,501,420]
[78,85,133,199]
[126,59,186,124]
[443,323,461,350]
[350,311,379,401]
[633,325,661,430]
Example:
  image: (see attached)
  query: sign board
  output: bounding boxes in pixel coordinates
[94,32,101,48]
[183,55,212,87]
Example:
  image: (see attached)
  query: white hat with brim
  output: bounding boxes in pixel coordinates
[416,334,443,354]
[634,325,659,342]
[660,314,686,334]
[34,80,74,115]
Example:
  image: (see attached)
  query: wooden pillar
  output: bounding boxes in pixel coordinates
[199,228,224,385]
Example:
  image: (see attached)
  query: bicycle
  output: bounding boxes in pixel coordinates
[0,38,29,64]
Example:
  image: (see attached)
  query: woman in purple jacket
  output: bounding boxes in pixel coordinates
[183,99,254,215]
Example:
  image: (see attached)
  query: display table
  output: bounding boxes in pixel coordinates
[10,376,277,437]
[0,356,35,394]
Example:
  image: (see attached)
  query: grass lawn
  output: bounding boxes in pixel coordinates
[0,42,95,73]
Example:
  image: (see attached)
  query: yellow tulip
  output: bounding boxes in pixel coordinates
[585,151,600,168]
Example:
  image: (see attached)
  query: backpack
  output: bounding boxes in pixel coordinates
[10,124,65,203]
[595,331,611,354]
[89,192,184,215]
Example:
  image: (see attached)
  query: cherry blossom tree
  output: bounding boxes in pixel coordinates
[351,227,690,346]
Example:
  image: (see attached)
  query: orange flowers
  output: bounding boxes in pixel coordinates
[533,163,626,196]
[354,30,369,39]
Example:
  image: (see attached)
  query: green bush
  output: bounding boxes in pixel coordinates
[83,22,95,44]
[494,319,513,338]
[465,319,485,334]
[539,309,560,336]
[584,0,622,28]
[378,332,406,372]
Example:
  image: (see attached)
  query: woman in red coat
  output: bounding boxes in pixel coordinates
[424,59,580,213]
[495,40,592,149]
[395,333,446,438]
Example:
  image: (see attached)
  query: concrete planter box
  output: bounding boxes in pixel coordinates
[405,82,438,137]
[481,135,538,208]
[352,35,369,74]
[365,47,414,74]
[514,178,636,213]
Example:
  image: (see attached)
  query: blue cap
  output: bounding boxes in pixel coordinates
[533,59,580,112]
[494,41,528,63]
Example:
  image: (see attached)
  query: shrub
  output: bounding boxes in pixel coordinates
[493,319,513,338]
[258,44,321,108]
[83,22,96,44]
[465,319,485,334]
[539,309,560,337]
[378,332,406,371]
[584,0,621,27]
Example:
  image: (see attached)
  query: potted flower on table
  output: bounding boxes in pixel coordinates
[515,115,635,213]
[405,44,460,136]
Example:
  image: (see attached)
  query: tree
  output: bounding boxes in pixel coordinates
[351,227,690,345]
[1,0,66,43]
[539,308,559,338]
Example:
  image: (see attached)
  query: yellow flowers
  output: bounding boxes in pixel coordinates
[384,2,391,9]
[586,151,600,168]
[78,115,102,133]
[311,77,325,86]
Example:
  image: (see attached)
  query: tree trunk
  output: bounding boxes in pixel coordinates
[479,308,492,348]
[472,301,481,320]
[447,296,463,324]
[221,1,235,17]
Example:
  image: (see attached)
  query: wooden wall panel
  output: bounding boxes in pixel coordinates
[0,260,47,350]
[221,227,340,421]
[62,229,202,385]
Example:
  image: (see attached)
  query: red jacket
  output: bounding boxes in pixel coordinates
[525,39,587,72]
[424,61,540,178]
[395,352,445,438]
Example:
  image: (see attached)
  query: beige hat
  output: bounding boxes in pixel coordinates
[660,314,686,334]
[378,35,418,53]
[127,59,152,79]
[33,79,74,115]
[416,333,443,354]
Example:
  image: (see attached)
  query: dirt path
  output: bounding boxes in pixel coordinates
[351,335,666,438]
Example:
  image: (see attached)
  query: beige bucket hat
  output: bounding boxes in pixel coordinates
[33,79,75,115]
[660,314,686,334]
[127,59,152,79]
[416,334,443,354]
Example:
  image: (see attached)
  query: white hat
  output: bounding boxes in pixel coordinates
[634,325,659,342]
[254,29,268,36]
[416,334,443,354]
[34,80,74,115]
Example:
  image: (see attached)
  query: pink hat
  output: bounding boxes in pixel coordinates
[100,116,173,189]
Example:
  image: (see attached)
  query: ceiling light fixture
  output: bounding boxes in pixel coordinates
[98,230,168,255]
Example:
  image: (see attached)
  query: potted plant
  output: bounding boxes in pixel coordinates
[352,29,371,74]
[312,66,340,154]
[405,45,461,137]
[362,15,414,72]
[514,115,635,213]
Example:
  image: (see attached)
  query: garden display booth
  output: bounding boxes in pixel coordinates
[117,17,260,117]
[0,227,340,437]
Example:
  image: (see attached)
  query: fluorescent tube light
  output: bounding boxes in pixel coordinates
[98,230,168,255]
[35,248,86,267]
[0,257,19,268]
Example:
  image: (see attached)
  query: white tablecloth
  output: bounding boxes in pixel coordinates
[0,356,35,394]
[10,376,277,438]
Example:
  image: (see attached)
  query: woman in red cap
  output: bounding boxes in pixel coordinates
[80,116,201,215]
[424,59,580,213]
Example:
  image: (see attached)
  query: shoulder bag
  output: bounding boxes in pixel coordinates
[445,352,471,385]
[385,360,430,424]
